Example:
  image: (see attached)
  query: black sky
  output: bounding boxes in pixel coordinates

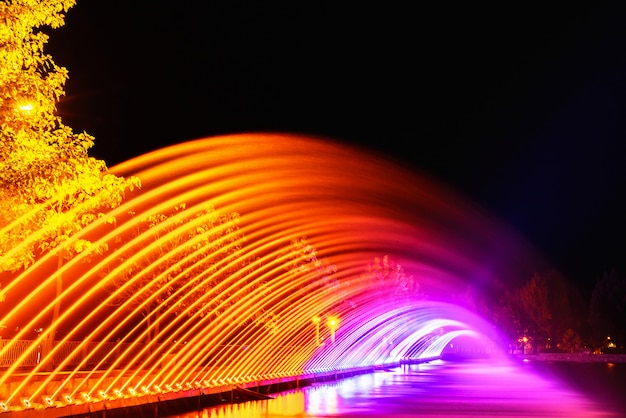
[47,2,626,295]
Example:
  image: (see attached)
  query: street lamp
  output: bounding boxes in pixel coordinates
[17,102,34,113]
[327,316,339,345]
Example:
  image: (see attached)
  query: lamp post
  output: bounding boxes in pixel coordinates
[327,316,339,345]
[312,316,321,346]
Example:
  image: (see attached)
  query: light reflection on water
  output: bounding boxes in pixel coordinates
[174,360,622,417]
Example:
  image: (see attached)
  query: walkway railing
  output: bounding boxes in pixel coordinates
[0,339,139,370]
[0,340,40,368]
[0,339,311,371]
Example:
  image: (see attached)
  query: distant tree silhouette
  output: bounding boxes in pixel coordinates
[516,273,551,352]
[493,270,586,353]
[588,269,626,352]
[542,270,587,353]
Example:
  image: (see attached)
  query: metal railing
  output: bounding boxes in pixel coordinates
[0,339,40,368]
[0,339,141,370]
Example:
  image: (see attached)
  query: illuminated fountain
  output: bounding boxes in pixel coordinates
[0,134,538,414]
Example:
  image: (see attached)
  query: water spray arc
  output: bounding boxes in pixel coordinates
[0,134,532,413]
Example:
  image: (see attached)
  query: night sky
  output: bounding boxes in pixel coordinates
[47,3,626,296]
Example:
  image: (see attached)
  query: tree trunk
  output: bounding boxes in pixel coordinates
[148,305,161,356]
[41,255,63,371]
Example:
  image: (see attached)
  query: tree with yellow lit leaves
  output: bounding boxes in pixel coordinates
[104,204,249,345]
[0,0,139,362]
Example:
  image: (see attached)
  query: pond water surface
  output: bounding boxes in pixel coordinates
[169,359,626,417]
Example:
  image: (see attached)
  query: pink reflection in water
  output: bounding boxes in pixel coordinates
[181,360,619,417]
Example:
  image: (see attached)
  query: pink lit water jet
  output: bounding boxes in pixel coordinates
[0,133,540,413]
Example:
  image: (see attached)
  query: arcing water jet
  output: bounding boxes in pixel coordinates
[0,134,537,412]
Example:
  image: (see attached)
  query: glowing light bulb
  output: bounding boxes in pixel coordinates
[17,102,34,113]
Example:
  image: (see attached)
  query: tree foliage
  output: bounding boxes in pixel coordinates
[280,237,337,288]
[588,269,626,352]
[517,273,552,343]
[254,237,338,334]
[0,0,139,272]
[362,255,421,301]
[105,204,248,343]
[492,270,586,353]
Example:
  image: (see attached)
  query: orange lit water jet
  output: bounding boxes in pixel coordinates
[0,133,539,413]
